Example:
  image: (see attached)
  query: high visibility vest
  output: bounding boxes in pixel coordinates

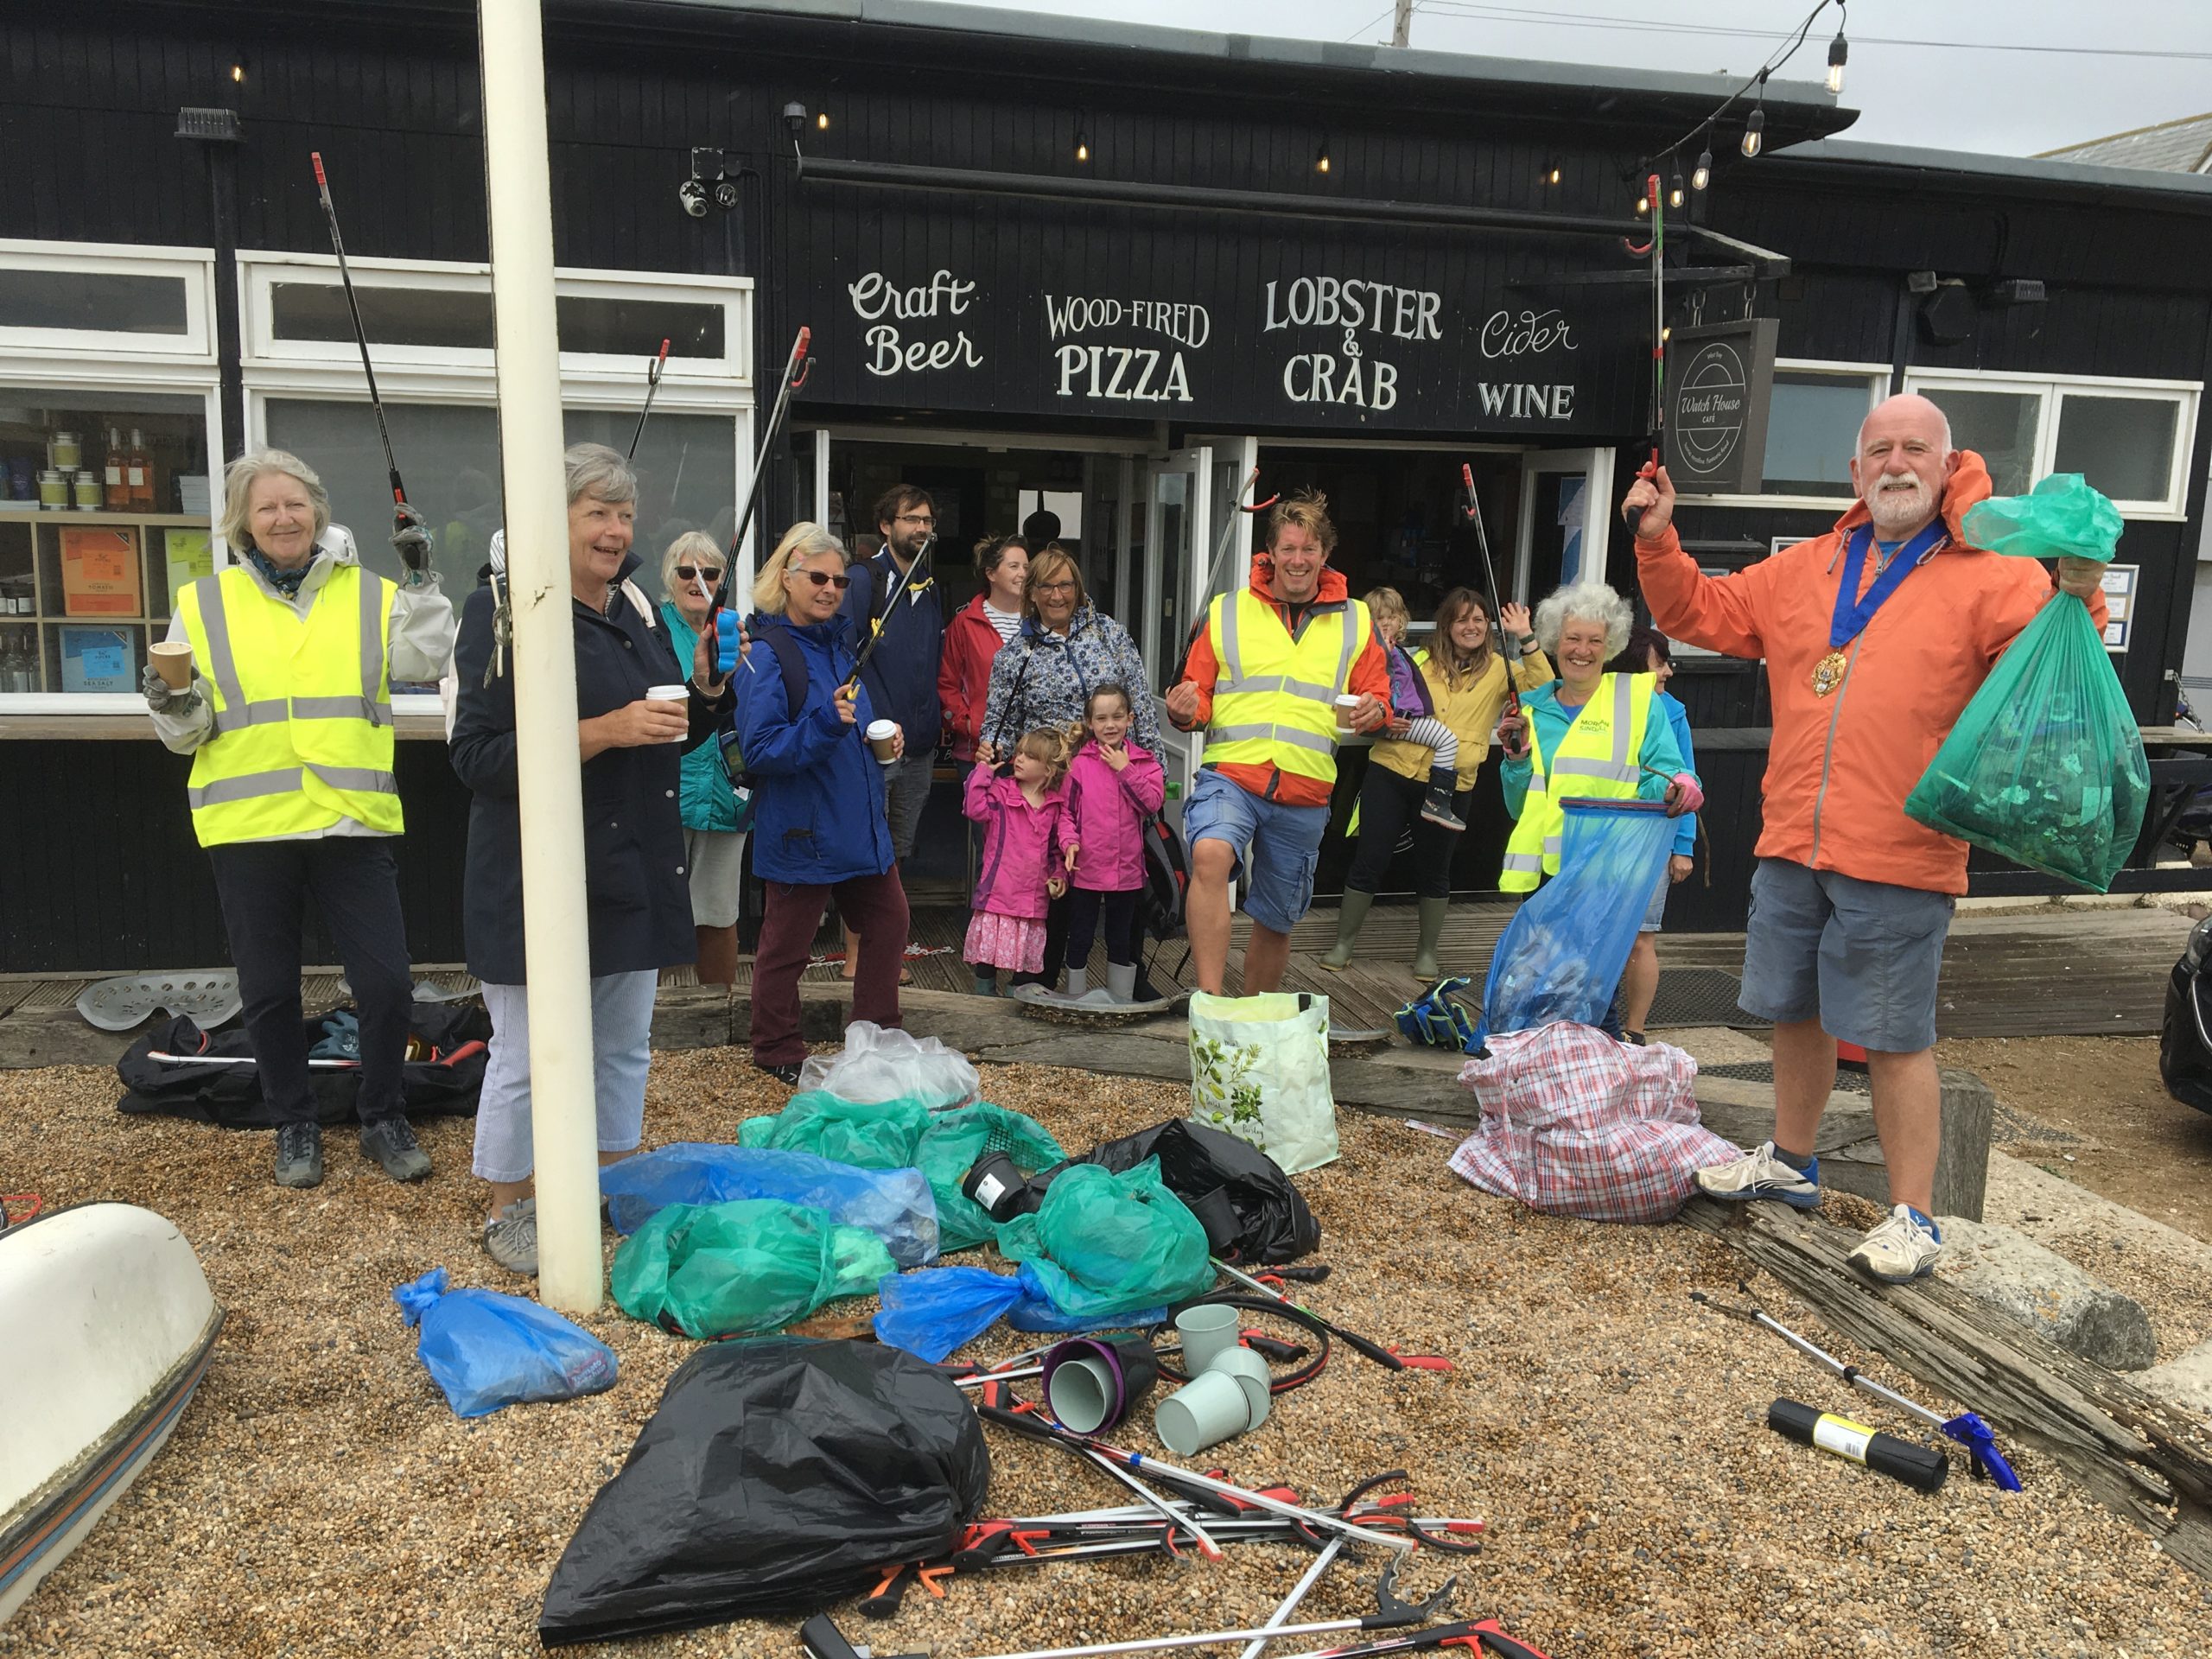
[175,563,401,848]
[1201,589,1371,788]
[1499,671,1655,893]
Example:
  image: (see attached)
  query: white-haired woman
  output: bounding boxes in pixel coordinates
[146,448,452,1191]
[1497,582,1700,1032]
[450,442,728,1274]
[658,529,747,987]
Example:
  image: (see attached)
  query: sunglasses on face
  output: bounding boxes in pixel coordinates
[674,565,723,582]
[792,569,852,590]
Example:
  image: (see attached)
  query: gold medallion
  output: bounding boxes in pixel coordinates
[1811,650,1848,697]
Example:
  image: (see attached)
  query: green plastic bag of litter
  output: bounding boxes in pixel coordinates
[1904,474,2150,893]
[995,1157,1211,1320]
[611,1198,894,1338]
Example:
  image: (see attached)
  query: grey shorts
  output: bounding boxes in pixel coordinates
[882,749,936,864]
[1738,856,1955,1053]
[1638,868,1669,934]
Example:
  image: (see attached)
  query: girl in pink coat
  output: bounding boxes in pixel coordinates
[963,727,1077,995]
[1061,684,1166,1004]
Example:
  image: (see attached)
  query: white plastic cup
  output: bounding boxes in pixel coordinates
[1205,1344,1273,1429]
[150,641,194,690]
[1334,693,1362,732]
[646,683,689,741]
[866,718,899,764]
[1046,1356,1117,1435]
[1174,1304,1239,1373]
[1154,1370,1254,1458]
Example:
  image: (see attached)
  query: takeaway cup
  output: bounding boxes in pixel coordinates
[150,641,194,690]
[1154,1370,1254,1458]
[645,683,690,741]
[1205,1344,1273,1429]
[1174,1304,1239,1373]
[1334,694,1362,733]
[867,718,899,763]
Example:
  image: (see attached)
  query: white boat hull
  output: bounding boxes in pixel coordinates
[0,1203,224,1626]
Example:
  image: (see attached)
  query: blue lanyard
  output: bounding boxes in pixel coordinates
[1831,520,1947,650]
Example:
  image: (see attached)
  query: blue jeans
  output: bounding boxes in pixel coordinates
[471,970,658,1183]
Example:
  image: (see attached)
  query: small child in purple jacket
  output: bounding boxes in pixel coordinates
[963,727,1076,995]
[1365,587,1465,834]
[1062,684,1166,1003]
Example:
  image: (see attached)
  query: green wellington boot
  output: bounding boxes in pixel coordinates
[1319,889,1375,969]
[1411,896,1452,982]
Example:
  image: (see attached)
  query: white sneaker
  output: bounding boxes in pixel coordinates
[1848,1205,1943,1284]
[1693,1141,1821,1209]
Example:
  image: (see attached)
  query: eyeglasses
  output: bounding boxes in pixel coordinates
[894,513,937,529]
[1033,580,1078,595]
[673,565,723,582]
[793,569,852,590]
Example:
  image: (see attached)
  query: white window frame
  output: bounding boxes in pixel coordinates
[1904,367,2199,519]
[1674,359,1888,511]
[0,239,218,364]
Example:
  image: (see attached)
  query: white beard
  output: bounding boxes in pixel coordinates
[1866,474,1934,534]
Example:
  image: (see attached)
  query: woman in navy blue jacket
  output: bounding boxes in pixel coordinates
[737,522,911,1083]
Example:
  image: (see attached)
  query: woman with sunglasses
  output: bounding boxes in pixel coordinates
[659,530,749,987]
[736,522,911,1084]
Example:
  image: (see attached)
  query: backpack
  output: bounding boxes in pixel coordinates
[716,619,810,792]
[1139,809,1190,943]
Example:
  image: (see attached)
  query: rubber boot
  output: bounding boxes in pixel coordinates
[1411,896,1452,982]
[1418,768,1467,833]
[1320,888,1375,970]
[1064,966,1089,998]
[1106,962,1138,1003]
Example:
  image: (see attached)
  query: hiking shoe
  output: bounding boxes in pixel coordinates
[1848,1205,1944,1284]
[359,1116,432,1183]
[1693,1141,1821,1209]
[482,1198,538,1275]
[755,1060,804,1087]
[274,1121,324,1188]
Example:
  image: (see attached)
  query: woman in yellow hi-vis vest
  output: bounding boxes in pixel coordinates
[1496,582,1700,1035]
[146,450,454,1190]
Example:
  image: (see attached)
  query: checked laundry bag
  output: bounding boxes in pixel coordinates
[1448,1023,1738,1224]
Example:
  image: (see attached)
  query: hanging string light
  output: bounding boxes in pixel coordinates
[1076,128,1090,163]
[1669,168,1685,210]
[1691,130,1713,193]
[1631,0,1840,199]
[1315,140,1332,175]
[1741,70,1769,158]
[1827,8,1850,94]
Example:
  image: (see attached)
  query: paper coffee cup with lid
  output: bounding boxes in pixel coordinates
[1333,693,1362,732]
[867,719,899,763]
[150,641,194,690]
[645,683,690,741]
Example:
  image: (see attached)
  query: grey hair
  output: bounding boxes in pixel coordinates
[753,520,849,615]
[219,448,331,555]
[659,529,723,601]
[564,441,638,507]
[1533,581,1634,658]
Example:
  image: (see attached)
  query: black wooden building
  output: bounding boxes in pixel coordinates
[3,0,2210,972]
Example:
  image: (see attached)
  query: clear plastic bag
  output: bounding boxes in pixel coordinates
[599,1142,940,1267]
[391,1267,618,1419]
[610,1198,895,1339]
[796,1020,981,1107]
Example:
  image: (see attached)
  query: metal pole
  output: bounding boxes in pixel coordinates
[476,0,602,1312]
[1391,0,1413,46]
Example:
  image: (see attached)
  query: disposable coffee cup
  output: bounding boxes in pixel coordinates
[1154,1370,1254,1458]
[1334,694,1362,732]
[150,641,194,690]
[646,683,690,741]
[867,718,899,764]
[1174,1304,1239,1374]
[1205,1344,1273,1429]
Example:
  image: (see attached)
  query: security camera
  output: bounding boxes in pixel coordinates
[678,178,709,219]
[714,179,740,212]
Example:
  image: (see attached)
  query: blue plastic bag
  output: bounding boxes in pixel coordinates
[871,1264,1166,1363]
[599,1142,940,1267]
[1482,798,1675,1045]
[392,1267,619,1419]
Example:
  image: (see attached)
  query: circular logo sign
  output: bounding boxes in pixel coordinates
[1672,341,1749,478]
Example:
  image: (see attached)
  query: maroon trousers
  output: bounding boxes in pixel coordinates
[751,869,911,1066]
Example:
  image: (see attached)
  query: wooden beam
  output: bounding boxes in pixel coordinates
[1679,1195,2212,1578]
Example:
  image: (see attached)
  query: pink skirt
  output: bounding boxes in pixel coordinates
[966,910,1047,974]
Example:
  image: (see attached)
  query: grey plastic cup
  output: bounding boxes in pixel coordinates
[1174,1304,1239,1373]
[1046,1356,1118,1435]
[1205,1344,1273,1428]
[1154,1370,1253,1457]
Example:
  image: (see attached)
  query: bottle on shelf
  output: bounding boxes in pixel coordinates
[105,428,128,510]
[128,429,154,511]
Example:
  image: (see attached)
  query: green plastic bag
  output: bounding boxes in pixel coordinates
[1904,475,2150,893]
[996,1157,1212,1319]
[737,1090,931,1168]
[611,1198,894,1338]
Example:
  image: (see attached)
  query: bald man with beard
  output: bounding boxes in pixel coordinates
[1624,394,2108,1283]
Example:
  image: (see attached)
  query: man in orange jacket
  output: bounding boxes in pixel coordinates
[1167,493,1391,996]
[1626,392,2108,1283]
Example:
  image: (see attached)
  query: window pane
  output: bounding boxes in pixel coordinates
[1922,388,2040,497]
[1760,374,1867,495]
[556,295,724,359]
[270,282,496,350]
[0,269,189,335]
[2055,395,2178,504]
[562,410,739,601]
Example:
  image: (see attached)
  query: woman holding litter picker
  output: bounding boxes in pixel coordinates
[1324,588,1551,981]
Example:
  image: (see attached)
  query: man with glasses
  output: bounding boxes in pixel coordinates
[840,486,945,970]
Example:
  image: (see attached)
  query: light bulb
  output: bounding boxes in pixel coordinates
[1669,171,1684,210]
[1546,166,1561,186]
[1634,193,1649,217]
[1741,108,1765,159]
[817,111,830,130]
[1315,143,1331,175]
[1827,31,1848,95]
[1692,148,1712,191]
[1076,132,1090,162]
[231,62,245,83]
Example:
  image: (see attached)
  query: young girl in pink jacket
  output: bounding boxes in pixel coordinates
[963,727,1077,995]
[1061,684,1166,1004]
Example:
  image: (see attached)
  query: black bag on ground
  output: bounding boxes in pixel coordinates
[1016,1120,1319,1264]
[537,1337,990,1648]
[114,1002,491,1127]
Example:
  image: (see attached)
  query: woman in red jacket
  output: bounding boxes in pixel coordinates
[938,532,1029,763]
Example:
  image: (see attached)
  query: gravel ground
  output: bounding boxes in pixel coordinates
[2,1048,2208,1659]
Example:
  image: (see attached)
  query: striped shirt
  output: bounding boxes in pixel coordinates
[982,601,1022,645]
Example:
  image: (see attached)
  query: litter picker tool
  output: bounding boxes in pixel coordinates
[626,338,671,460]
[842,528,938,697]
[309,152,422,565]
[1622,170,1665,527]
[1171,467,1278,688]
[1211,1256,1408,1372]
[709,326,812,664]
[1456,463,1521,720]
[1691,1290,2021,1490]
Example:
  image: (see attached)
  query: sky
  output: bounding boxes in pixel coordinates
[944,0,2212,158]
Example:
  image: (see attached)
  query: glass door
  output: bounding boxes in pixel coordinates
[1514,448,1616,602]
[1141,445,1211,813]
